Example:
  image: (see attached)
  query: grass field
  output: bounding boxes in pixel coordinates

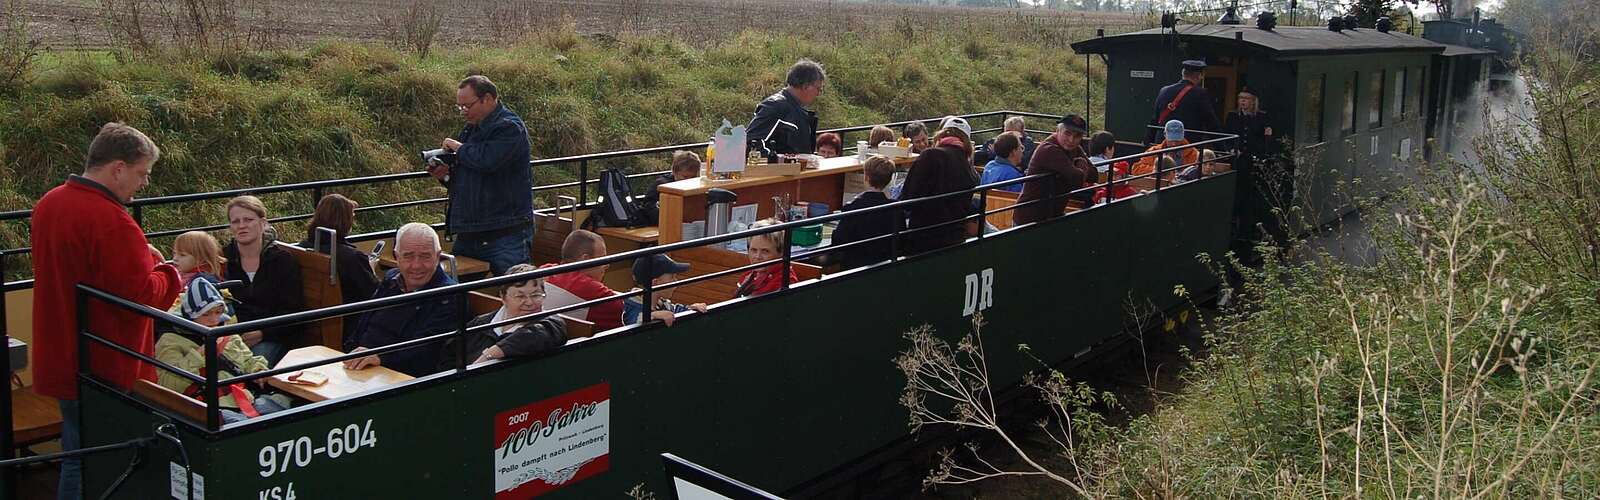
[20,0,1149,49]
[0,1,1134,280]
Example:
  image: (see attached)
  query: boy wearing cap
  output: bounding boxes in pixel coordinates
[623,255,708,327]
[1149,59,1221,144]
[1132,120,1200,178]
[1015,114,1095,225]
[154,279,290,423]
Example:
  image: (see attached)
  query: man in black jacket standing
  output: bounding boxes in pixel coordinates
[433,75,534,276]
[747,59,825,155]
[1148,60,1221,144]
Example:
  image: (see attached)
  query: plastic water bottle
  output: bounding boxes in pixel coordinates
[704,139,715,179]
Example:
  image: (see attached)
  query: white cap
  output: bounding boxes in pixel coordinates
[938,116,973,137]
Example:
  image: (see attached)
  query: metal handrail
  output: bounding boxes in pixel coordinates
[67,117,1235,433]
[2,110,1029,289]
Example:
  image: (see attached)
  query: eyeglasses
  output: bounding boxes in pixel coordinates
[506,291,545,303]
[456,97,482,113]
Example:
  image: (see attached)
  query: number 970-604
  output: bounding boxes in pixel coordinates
[258,419,378,479]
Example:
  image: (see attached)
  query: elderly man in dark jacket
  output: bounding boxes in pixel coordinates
[747,59,825,155]
[1015,115,1094,225]
[346,223,465,377]
[433,75,534,276]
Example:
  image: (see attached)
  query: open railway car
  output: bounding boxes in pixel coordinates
[1,15,1506,497]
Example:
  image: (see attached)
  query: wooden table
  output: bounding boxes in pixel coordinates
[596,226,660,244]
[655,154,916,243]
[267,346,414,402]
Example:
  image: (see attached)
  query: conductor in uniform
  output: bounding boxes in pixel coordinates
[1148,59,1222,144]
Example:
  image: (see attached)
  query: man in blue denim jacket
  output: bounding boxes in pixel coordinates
[433,75,534,275]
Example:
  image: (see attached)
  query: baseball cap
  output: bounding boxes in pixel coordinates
[938,116,972,137]
[1164,120,1186,142]
[633,254,691,285]
[1058,114,1089,134]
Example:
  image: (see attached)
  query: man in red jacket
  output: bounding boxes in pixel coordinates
[540,230,624,332]
[31,122,182,499]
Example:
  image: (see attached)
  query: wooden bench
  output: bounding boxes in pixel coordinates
[666,246,822,306]
[131,379,208,424]
[983,189,1022,230]
[10,388,62,449]
[532,198,580,265]
[467,291,596,339]
[278,241,345,349]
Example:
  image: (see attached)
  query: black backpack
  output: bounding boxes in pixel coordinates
[584,168,648,229]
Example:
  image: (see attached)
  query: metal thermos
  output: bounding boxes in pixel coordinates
[705,188,737,237]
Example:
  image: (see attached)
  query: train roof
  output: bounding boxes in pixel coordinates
[1073,25,1448,57]
[1439,43,1496,57]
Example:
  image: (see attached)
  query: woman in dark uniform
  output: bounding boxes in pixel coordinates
[1224,88,1285,255]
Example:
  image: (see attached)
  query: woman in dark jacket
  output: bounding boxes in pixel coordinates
[439,264,567,370]
[299,194,380,345]
[223,195,305,366]
[899,127,979,255]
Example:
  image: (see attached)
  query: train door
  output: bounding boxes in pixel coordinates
[1203,54,1247,123]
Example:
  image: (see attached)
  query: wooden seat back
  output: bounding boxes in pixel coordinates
[278,242,344,349]
[983,189,1021,230]
[131,379,208,424]
[532,198,583,265]
[666,246,822,306]
[467,291,597,339]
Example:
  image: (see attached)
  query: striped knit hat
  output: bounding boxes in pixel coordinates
[181,278,227,322]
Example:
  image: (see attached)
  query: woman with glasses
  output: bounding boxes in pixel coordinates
[439,263,567,370]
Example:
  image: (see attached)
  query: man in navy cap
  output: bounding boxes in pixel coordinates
[1015,114,1095,225]
[1148,59,1221,143]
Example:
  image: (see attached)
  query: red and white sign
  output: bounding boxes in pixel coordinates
[494,382,611,499]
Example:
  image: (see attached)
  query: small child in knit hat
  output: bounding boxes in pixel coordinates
[155,279,291,422]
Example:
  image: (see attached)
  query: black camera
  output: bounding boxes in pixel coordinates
[421,148,457,167]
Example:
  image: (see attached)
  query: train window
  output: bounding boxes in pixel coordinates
[1303,75,1325,143]
[1342,72,1356,135]
[1393,70,1406,119]
[1369,71,1385,128]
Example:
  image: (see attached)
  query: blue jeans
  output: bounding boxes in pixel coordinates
[58,399,81,500]
[221,394,291,423]
[452,225,533,276]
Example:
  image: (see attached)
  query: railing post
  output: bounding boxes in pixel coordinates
[132,205,143,227]
[203,322,219,431]
[455,291,468,373]
[578,160,589,205]
[780,227,793,291]
[1,254,14,500]
[891,218,901,261]
[977,188,988,240]
[640,275,654,326]
[312,187,324,208]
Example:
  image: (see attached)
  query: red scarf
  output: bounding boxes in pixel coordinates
[181,337,260,418]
